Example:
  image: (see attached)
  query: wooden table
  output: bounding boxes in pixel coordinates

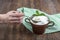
[0,0,60,40]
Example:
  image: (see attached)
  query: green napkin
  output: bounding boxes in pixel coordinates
[17,7,60,34]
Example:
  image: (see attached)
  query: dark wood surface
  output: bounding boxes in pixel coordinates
[0,0,60,40]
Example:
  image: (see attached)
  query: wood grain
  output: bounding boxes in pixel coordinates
[0,0,60,40]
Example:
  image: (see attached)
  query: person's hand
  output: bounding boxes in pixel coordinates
[0,11,24,23]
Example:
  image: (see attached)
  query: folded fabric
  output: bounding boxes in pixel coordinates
[17,7,60,34]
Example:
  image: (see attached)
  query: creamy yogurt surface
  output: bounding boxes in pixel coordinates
[30,16,49,25]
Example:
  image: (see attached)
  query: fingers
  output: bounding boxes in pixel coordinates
[8,17,19,23]
[9,17,20,21]
[8,11,24,17]
[6,11,24,24]
[8,16,23,24]
[10,13,24,17]
[9,21,20,23]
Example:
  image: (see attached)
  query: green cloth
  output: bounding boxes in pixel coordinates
[17,7,60,34]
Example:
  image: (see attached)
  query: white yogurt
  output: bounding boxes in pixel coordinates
[30,16,49,25]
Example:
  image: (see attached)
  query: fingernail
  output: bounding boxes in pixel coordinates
[13,12,16,13]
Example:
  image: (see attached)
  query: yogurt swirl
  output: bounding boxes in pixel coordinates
[30,16,49,25]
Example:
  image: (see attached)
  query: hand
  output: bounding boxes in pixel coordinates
[0,11,24,23]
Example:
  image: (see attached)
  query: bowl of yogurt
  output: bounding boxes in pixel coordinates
[25,11,54,35]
